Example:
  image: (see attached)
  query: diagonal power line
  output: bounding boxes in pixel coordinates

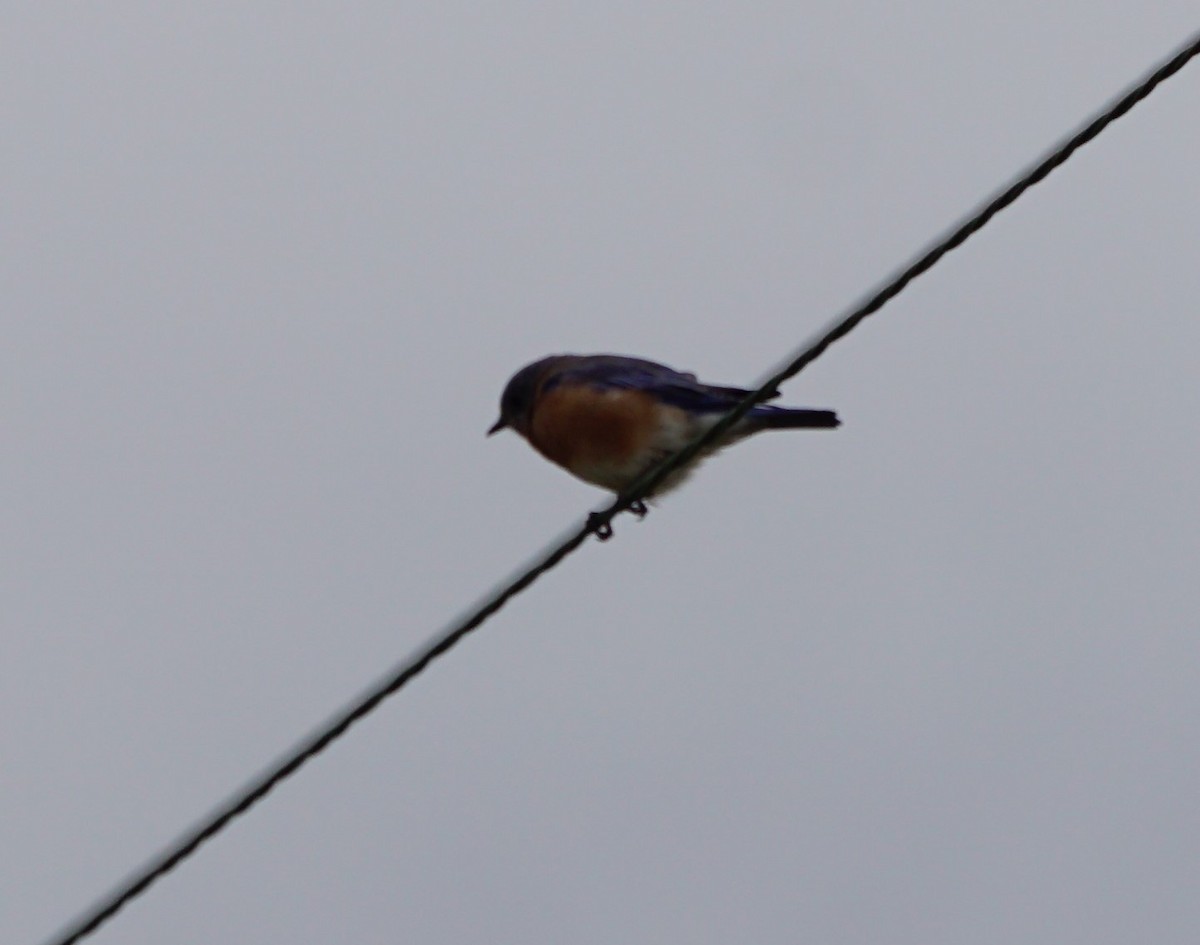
[42,29,1200,945]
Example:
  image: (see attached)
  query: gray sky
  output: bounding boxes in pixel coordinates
[4,4,1199,944]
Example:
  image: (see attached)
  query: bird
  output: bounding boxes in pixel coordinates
[488,354,839,521]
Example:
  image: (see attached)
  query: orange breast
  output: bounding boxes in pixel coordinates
[528,385,659,472]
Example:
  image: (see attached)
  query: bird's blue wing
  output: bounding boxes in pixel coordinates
[547,355,780,412]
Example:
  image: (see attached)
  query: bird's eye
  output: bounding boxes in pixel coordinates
[502,388,528,419]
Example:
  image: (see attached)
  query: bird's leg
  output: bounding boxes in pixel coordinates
[629,499,649,519]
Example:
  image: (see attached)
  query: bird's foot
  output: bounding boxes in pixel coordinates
[588,500,648,540]
[587,512,614,541]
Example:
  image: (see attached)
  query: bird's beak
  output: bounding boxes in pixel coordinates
[487,417,507,436]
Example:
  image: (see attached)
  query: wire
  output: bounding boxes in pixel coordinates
[41,29,1200,945]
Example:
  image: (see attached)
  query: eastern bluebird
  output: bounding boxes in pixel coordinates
[488,354,839,503]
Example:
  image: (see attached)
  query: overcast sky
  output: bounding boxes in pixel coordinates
[5,5,1199,944]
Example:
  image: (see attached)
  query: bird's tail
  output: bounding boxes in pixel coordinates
[744,406,840,430]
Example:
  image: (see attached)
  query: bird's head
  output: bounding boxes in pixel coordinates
[488,357,560,438]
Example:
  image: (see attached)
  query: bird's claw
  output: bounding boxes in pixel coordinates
[587,512,614,541]
[588,500,648,540]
